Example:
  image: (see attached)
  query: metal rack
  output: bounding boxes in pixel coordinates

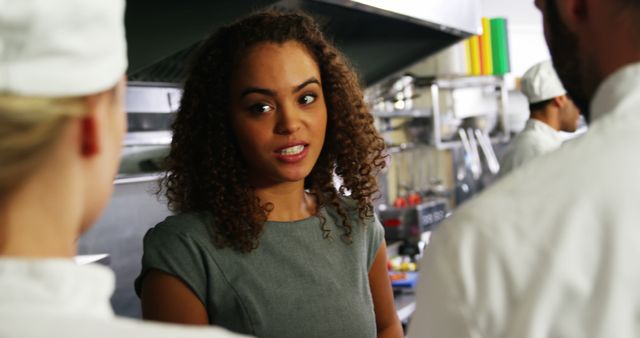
[371,75,510,150]
[429,75,510,149]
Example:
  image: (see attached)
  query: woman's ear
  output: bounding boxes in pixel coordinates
[80,95,101,157]
[80,116,99,156]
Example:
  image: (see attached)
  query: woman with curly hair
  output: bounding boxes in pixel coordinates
[135,10,402,338]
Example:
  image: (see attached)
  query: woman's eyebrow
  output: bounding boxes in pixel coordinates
[240,87,275,98]
[293,77,320,93]
[240,77,320,98]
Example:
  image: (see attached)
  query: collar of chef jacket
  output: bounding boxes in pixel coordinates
[0,258,115,318]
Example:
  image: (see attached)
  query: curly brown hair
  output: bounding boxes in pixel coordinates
[163,10,386,253]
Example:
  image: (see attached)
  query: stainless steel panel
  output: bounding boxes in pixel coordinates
[323,0,480,35]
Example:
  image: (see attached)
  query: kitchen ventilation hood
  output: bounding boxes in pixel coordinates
[126,0,480,85]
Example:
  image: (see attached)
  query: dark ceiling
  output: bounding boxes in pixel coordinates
[125,0,470,86]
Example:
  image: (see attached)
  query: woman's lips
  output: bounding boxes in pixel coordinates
[273,144,309,163]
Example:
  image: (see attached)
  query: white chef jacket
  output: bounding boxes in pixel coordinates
[408,62,640,338]
[499,118,564,176]
[0,258,250,338]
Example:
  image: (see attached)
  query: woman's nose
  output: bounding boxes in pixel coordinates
[275,103,302,135]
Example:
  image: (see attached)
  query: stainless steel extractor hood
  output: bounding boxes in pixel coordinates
[125,0,480,85]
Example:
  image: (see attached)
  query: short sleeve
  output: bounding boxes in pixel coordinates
[134,219,209,304]
[366,213,385,271]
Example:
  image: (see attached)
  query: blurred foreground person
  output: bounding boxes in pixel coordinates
[0,1,247,337]
[410,0,640,337]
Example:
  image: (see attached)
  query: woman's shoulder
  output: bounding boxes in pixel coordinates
[322,195,357,211]
[321,195,355,216]
[151,211,215,239]
[322,196,377,226]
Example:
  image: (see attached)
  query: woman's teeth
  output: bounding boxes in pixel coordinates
[279,145,304,155]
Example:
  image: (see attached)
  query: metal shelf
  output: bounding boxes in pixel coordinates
[430,76,510,149]
[370,75,510,150]
[373,108,433,118]
[429,75,506,89]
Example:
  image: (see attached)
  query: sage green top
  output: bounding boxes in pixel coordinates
[135,201,385,338]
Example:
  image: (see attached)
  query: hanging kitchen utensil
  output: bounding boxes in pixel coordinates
[474,128,500,174]
[461,128,482,180]
[457,129,473,179]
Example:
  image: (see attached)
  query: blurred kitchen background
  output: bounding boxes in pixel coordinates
[77,0,575,328]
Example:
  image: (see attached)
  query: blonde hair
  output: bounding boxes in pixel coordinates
[0,95,86,195]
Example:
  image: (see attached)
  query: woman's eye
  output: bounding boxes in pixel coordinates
[299,94,316,105]
[249,104,273,114]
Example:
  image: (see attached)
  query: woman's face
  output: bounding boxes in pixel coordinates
[229,41,327,187]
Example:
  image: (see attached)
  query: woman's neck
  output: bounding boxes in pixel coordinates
[0,176,79,258]
[253,181,317,222]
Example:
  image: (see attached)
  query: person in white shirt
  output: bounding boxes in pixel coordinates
[408,0,640,337]
[499,60,581,176]
[0,1,248,337]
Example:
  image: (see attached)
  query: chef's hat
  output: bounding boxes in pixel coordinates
[520,60,566,104]
[0,0,127,97]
